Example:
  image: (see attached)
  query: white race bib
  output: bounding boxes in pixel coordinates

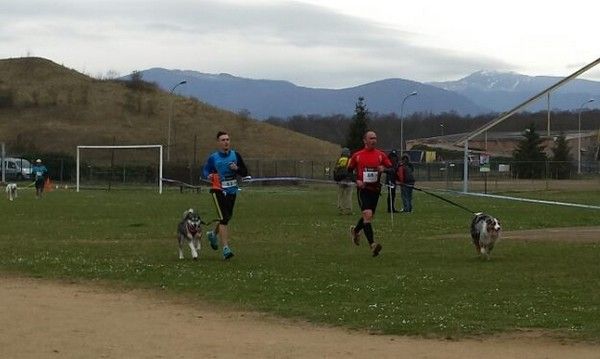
[221,179,238,188]
[362,168,378,183]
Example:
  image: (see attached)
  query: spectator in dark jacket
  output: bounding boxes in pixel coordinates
[397,154,415,213]
[385,150,400,213]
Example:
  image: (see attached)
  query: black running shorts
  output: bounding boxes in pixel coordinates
[357,188,380,213]
[210,190,237,225]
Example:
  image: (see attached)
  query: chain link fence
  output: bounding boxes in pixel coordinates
[3,149,599,193]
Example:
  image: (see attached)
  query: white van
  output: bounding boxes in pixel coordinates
[2,157,32,180]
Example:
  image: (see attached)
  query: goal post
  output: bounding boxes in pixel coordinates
[76,145,163,193]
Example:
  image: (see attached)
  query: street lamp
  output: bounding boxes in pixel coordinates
[577,98,594,174]
[167,80,187,162]
[400,91,417,155]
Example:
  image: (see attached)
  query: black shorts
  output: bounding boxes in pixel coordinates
[357,188,380,213]
[210,190,237,225]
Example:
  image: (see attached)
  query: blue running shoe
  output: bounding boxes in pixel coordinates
[206,231,219,250]
[223,246,234,260]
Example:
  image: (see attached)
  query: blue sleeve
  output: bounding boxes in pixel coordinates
[202,155,215,179]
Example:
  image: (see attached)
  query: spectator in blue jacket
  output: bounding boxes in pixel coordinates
[32,159,48,199]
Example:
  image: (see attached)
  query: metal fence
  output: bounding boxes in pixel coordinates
[6,155,599,194]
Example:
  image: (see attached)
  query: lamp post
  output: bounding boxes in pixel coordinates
[167,80,187,162]
[577,98,594,174]
[400,91,417,155]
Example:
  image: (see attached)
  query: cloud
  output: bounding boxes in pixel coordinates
[0,0,512,87]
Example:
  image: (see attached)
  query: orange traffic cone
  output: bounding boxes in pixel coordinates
[44,178,54,192]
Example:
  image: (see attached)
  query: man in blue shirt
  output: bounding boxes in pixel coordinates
[202,131,249,260]
[32,159,48,199]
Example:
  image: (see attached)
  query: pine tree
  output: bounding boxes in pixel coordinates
[512,123,547,179]
[345,97,370,151]
[550,133,572,179]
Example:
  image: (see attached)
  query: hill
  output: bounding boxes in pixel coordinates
[131,68,487,119]
[0,57,341,163]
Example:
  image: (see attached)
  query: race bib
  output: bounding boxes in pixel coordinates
[221,179,238,188]
[363,168,378,183]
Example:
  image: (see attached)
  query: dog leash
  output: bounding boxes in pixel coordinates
[200,219,221,226]
[398,183,477,215]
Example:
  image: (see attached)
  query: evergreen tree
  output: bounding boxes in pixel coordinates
[550,133,572,179]
[345,97,370,151]
[512,123,547,179]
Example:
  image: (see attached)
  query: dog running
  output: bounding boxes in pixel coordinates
[177,208,203,260]
[5,183,17,201]
[470,212,501,259]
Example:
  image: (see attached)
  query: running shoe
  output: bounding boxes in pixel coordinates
[223,246,234,260]
[350,225,360,246]
[371,242,382,257]
[206,231,219,250]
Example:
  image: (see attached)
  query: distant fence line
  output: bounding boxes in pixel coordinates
[6,156,600,189]
[78,159,599,184]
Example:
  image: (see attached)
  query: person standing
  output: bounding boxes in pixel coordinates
[333,147,353,215]
[32,159,48,199]
[398,154,415,213]
[347,131,392,257]
[202,131,249,260]
[385,150,400,213]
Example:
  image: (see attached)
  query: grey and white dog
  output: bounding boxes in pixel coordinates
[177,208,203,260]
[5,183,17,201]
[470,212,501,259]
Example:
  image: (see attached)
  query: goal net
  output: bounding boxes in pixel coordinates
[76,145,163,193]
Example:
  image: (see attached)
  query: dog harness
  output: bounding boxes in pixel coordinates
[186,222,199,236]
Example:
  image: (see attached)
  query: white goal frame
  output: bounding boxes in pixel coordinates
[76,145,163,194]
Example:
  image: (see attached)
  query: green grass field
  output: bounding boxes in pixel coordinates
[2,185,600,340]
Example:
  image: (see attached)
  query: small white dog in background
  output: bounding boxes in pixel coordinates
[470,212,501,259]
[5,183,18,201]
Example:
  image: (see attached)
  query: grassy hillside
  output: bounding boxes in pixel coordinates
[0,57,341,162]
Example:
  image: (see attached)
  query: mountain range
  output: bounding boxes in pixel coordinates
[132,68,600,120]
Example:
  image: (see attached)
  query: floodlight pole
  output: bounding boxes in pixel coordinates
[1,142,6,183]
[400,91,417,156]
[547,92,551,137]
[578,99,595,175]
[463,141,469,193]
[167,80,187,162]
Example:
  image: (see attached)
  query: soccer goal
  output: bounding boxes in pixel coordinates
[76,145,163,193]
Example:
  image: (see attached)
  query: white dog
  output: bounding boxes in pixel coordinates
[177,209,203,260]
[5,183,17,201]
[470,212,501,259]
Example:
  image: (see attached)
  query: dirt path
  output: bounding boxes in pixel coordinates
[1,276,599,359]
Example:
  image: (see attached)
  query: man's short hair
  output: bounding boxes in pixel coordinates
[216,131,228,139]
[363,130,375,139]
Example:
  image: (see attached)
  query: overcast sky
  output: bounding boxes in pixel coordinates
[2,0,599,88]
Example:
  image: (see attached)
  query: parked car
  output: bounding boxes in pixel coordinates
[2,157,32,180]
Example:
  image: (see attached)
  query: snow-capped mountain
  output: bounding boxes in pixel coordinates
[133,68,486,119]
[429,71,600,113]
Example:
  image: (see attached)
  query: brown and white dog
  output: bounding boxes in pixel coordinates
[177,209,203,260]
[5,183,17,201]
[470,212,501,259]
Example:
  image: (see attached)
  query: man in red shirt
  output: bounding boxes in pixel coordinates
[347,130,392,257]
